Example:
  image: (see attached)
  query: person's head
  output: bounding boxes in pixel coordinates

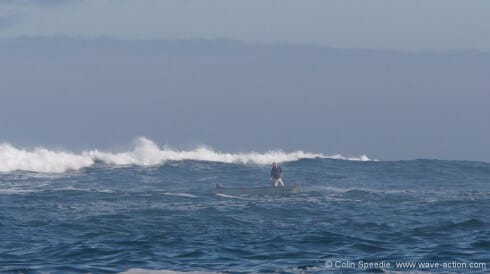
[272,162,276,167]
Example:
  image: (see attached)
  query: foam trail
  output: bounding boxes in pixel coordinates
[215,193,243,199]
[0,137,372,173]
[163,192,198,198]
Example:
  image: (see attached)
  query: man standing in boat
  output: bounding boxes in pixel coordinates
[270,162,285,187]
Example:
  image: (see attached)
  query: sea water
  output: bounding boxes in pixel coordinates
[0,138,488,273]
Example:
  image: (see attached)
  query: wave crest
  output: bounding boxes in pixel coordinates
[0,143,94,173]
[0,137,371,173]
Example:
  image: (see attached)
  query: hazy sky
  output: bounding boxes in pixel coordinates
[1,38,489,161]
[0,1,489,161]
[0,0,489,51]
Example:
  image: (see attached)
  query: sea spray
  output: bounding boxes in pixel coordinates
[0,137,371,173]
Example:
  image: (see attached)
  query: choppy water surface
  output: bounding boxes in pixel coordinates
[0,158,489,273]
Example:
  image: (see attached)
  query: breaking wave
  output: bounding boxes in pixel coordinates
[0,137,371,173]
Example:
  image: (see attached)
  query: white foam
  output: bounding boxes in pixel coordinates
[0,143,94,173]
[54,186,115,193]
[163,192,198,198]
[0,137,372,173]
[0,188,39,194]
[84,137,328,165]
[329,153,372,161]
[215,193,241,199]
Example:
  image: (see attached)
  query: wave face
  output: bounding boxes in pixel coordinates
[0,155,489,273]
[0,137,371,173]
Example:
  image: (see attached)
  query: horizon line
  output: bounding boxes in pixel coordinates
[1,35,489,54]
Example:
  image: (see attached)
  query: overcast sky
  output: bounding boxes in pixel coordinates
[0,0,489,51]
[0,1,489,161]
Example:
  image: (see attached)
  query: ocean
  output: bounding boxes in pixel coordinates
[0,138,488,273]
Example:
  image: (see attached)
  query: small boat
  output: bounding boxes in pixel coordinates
[214,184,300,196]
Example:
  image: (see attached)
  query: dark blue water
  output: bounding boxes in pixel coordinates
[1,159,489,273]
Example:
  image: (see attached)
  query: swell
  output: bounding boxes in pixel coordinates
[0,137,371,173]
